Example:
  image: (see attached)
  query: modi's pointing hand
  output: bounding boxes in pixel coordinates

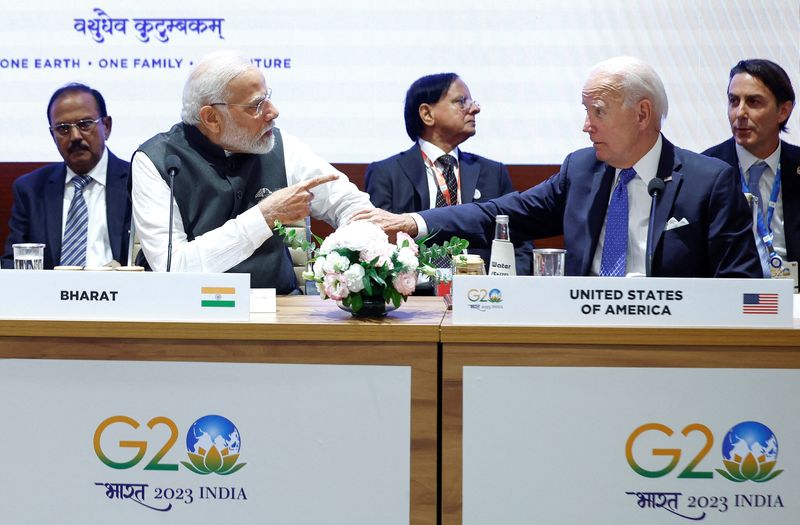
[259,174,339,225]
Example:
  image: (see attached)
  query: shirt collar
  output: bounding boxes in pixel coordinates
[65,147,109,187]
[735,141,781,175]
[418,138,459,166]
[616,133,662,184]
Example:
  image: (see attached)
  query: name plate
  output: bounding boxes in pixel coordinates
[0,270,250,321]
[452,276,794,327]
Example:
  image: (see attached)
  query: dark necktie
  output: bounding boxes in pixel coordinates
[435,154,458,208]
[431,154,459,270]
[61,174,93,266]
[600,168,636,277]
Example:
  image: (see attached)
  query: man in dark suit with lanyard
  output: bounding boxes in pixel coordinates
[353,57,761,278]
[365,73,532,275]
[2,83,131,269]
[703,59,799,278]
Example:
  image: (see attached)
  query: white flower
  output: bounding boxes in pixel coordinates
[323,251,351,273]
[343,264,366,292]
[396,246,419,271]
[320,220,390,254]
[316,281,327,299]
[323,273,349,300]
[312,256,327,279]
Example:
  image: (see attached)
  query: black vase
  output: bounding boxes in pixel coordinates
[337,294,398,317]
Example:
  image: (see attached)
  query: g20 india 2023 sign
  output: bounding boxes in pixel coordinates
[93,414,247,512]
[625,420,785,522]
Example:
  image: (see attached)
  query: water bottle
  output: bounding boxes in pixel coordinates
[488,215,516,276]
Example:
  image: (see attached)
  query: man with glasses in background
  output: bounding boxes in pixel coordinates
[132,51,373,293]
[2,83,131,269]
[365,73,532,277]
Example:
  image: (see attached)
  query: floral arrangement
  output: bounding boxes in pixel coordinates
[277,220,467,314]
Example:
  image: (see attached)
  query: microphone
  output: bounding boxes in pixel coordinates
[165,154,182,272]
[645,177,665,277]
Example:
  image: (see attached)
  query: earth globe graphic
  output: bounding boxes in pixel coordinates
[721,421,777,462]
[186,415,241,455]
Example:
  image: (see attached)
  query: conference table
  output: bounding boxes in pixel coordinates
[440,311,800,524]
[1,294,798,524]
[0,296,444,525]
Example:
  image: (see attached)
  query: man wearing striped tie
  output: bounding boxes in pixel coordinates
[2,83,131,269]
[364,73,533,278]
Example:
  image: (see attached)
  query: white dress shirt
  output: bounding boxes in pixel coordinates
[418,138,461,208]
[735,142,785,259]
[131,129,373,273]
[590,134,663,276]
[61,148,114,266]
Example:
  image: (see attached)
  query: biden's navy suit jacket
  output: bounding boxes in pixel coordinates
[418,137,761,278]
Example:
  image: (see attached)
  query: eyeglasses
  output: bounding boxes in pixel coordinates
[453,96,480,111]
[211,88,273,118]
[49,118,103,137]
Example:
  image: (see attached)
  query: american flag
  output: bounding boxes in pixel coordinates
[742,293,779,315]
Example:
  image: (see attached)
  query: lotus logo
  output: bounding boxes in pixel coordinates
[180,415,246,475]
[716,421,782,482]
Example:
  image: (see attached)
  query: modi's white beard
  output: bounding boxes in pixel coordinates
[218,116,275,154]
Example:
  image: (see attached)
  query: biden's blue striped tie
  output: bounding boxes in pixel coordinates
[60,174,93,266]
[600,168,636,277]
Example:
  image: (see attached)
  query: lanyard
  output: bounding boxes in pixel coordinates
[420,150,459,205]
[740,163,782,257]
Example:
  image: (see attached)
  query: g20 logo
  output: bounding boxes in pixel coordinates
[94,414,246,475]
[626,421,782,482]
[467,288,502,303]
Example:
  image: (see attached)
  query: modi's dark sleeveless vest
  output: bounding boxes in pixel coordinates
[138,124,296,292]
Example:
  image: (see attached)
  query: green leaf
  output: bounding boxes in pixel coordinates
[274,219,319,252]
[360,271,373,295]
[349,293,363,313]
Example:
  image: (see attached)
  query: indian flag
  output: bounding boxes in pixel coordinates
[201,287,236,308]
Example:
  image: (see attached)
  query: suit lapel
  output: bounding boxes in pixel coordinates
[458,152,479,203]
[45,165,66,265]
[583,163,615,275]
[780,141,800,261]
[651,139,682,255]
[718,138,741,170]
[399,144,430,209]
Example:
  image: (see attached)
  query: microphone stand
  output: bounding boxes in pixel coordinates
[164,154,182,273]
[167,171,175,272]
[646,178,665,277]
